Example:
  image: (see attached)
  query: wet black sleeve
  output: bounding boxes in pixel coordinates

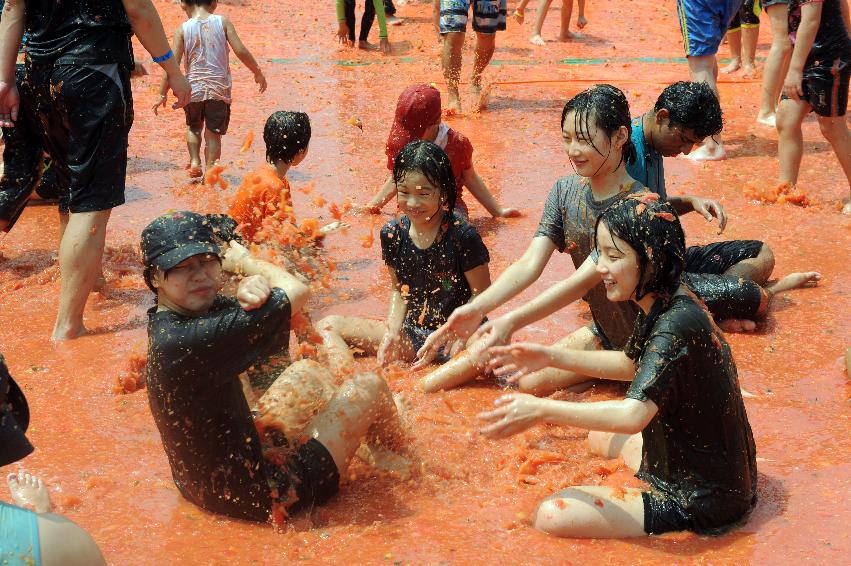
[533,181,567,252]
[380,221,401,272]
[625,327,687,407]
[458,224,490,272]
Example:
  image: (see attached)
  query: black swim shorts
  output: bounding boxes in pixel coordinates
[684,240,764,275]
[184,99,232,135]
[26,62,134,214]
[265,438,340,515]
[642,491,693,535]
[682,272,766,321]
[801,58,849,117]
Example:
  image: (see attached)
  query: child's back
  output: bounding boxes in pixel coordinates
[182,14,231,103]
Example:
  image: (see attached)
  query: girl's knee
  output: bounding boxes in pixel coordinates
[317,315,342,333]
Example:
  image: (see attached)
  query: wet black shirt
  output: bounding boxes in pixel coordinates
[381,212,489,331]
[23,0,133,65]
[625,294,758,534]
[146,290,291,522]
[789,0,851,65]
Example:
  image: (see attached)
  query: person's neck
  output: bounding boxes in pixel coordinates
[641,111,654,149]
[156,296,209,317]
[190,7,213,19]
[589,164,633,202]
[408,209,444,248]
[634,292,658,315]
[274,161,290,179]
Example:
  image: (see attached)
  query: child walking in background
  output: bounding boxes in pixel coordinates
[721,0,761,78]
[367,84,520,219]
[320,141,492,389]
[154,0,267,180]
[336,0,391,54]
[513,0,587,46]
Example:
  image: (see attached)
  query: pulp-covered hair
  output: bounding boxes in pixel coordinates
[392,140,457,215]
[561,84,637,168]
[595,193,685,301]
[264,111,311,165]
[654,81,723,140]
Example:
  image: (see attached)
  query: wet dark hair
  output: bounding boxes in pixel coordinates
[392,140,457,216]
[561,84,637,170]
[654,81,723,140]
[594,193,685,301]
[264,111,311,165]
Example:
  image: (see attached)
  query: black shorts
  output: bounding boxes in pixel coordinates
[265,438,340,515]
[25,62,133,214]
[728,0,760,31]
[682,272,766,321]
[642,491,692,535]
[801,58,849,117]
[684,240,763,275]
[184,100,231,135]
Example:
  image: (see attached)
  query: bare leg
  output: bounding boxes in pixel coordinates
[52,209,111,340]
[514,0,531,22]
[7,471,52,513]
[442,32,465,113]
[558,0,580,40]
[419,336,489,392]
[721,31,742,74]
[186,127,202,178]
[758,4,791,126]
[37,514,107,566]
[816,115,851,209]
[686,55,726,161]
[776,98,811,186]
[740,26,759,78]
[723,243,775,285]
[587,431,642,471]
[765,271,821,296]
[59,211,106,292]
[517,325,602,396]
[533,485,646,538]
[529,0,552,45]
[471,32,496,97]
[576,0,587,28]
[317,315,402,374]
[255,359,338,437]
[203,129,222,172]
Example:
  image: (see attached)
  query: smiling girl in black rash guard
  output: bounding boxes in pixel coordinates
[480,197,758,538]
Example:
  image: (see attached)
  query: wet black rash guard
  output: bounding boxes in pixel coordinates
[625,293,758,534]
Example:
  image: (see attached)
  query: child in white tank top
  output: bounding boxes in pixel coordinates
[153,0,267,180]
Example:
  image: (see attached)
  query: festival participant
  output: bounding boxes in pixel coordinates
[142,211,409,522]
[674,0,742,160]
[0,356,106,565]
[721,0,762,78]
[416,85,819,393]
[757,0,792,127]
[479,197,758,539]
[366,84,520,219]
[434,0,507,112]
[776,0,851,214]
[153,0,267,179]
[337,0,391,53]
[320,141,492,389]
[513,0,588,45]
[0,0,191,340]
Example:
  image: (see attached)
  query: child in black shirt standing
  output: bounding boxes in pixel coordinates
[319,141,492,391]
[142,211,409,523]
[480,197,757,538]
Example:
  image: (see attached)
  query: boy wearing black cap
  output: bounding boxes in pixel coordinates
[141,211,409,522]
[1,355,106,565]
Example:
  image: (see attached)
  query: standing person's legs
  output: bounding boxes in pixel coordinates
[740,24,759,78]
[183,101,204,177]
[776,98,811,186]
[470,0,504,93]
[576,0,587,28]
[816,115,851,212]
[439,0,472,112]
[529,0,553,45]
[359,0,377,45]
[757,2,791,126]
[559,0,580,41]
[385,0,403,25]
[201,100,230,171]
[471,32,496,95]
[721,24,743,73]
[343,0,357,43]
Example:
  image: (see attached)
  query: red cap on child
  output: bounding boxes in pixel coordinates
[385,84,442,170]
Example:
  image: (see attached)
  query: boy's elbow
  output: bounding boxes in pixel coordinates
[288,283,310,312]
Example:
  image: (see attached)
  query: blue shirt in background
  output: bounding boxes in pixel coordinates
[626,116,667,198]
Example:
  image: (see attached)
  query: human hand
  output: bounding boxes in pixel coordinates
[152,94,167,115]
[783,68,804,101]
[486,343,553,381]
[380,37,392,55]
[412,303,486,369]
[478,393,544,438]
[236,274,271,310]
[689,196,727,234]
[468,316,514,350]
[0,81,20,127]
[254,72,267,93]
[222,240,252,273]
[378,331,402,365]
[498,207,522,218]
[167,72,192,109]
[337,23,351,45]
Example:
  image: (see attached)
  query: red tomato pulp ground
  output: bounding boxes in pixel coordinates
[1,1,849,564]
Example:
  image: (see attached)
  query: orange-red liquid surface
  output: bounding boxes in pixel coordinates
[1,1,849,564]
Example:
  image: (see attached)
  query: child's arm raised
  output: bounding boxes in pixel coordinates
[783,2,823,101]
[222,241,309,312]
[153,27,185,114]
[461,166,521,218]
[378,268,409,364]
[222,15,267,93]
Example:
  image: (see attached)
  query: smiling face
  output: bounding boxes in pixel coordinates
[650,109,703,157]
[153,254,223,315]
[396,171,442,226]
[562,110,627,177]
[594,221,641,302]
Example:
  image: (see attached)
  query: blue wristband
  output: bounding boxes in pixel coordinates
[153,49,173,64]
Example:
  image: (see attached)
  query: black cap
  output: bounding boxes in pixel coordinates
[141,211,222,271]
[0,354,34,467]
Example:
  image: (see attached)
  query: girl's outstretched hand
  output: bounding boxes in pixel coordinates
[486,343,553,381]
[478,393,544,438]
[413,303,485,369]
[378,331,401,365]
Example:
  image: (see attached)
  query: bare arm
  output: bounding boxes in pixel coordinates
[385,268,408,337]
[367,175,397,210]
[0,0,25,125]
[487,340,635,382]
[784,2,823,99]
[156,27,184,100]
[461,166,508,218]
[666,194,727,234]
[464,263,491,296]
[222,242,310,312]
[223,16,266,92]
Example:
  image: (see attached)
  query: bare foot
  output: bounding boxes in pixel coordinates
[718,318,757,333]
[756,112,776,128]
[741,63,756,79]
[51,322,88,341]
[577,15,588,29]
[446,88,462,114]
[686,140,727,161]
[721,59,741,74]
[361,444,413,480]
[357,39,377,50]
[842,200,851,215]
[386,15,403,26]
[767,271,821,295]
[8,471,53,513]
[188,164,202,180]
[558,30,582,41]
[529,34,546,46]
[319,220,349,235]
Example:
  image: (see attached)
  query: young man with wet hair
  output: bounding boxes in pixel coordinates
[141,211,409,522]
